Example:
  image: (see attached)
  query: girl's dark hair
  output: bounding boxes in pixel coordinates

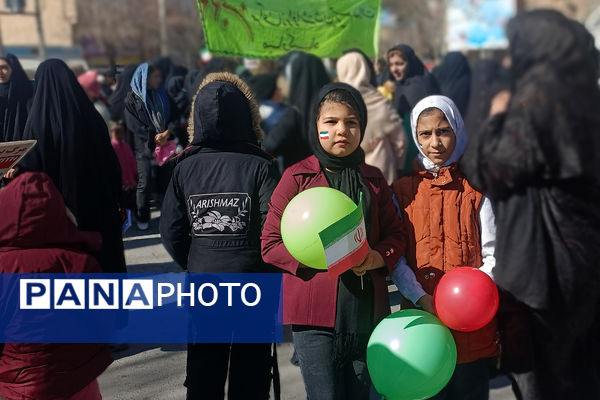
[318,89,361,119]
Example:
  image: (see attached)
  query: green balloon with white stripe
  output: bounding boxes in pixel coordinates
[281,187,357,269]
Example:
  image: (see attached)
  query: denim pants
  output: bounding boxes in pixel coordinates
[292,327,373,400]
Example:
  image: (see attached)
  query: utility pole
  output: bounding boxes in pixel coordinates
[0,18,5,55]
[158,0,168,56]
[34,0,45,60]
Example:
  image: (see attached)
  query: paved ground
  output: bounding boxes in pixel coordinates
[98,211,517,400]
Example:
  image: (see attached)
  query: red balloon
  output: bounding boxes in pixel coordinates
[433,267,499,332]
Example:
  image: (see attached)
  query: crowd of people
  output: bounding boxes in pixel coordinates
[0,8,599,400]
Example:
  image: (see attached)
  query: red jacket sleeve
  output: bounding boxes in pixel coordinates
[372,179,407,273]
[261,168,302,275]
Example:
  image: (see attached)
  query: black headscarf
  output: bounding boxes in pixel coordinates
[386,44,426,82]
[108,64,137,121]
[152,56,174,81]
[386,44,440,116]
[432,52,471,115]
[308,82,371,229]
[184,69,201,103]
[463,9,600,199]
[284,51,330,128]
[464,59,508,136]
[246,73,278,102]
[0,54,33,142]
[169,65,188,80]
[171,73,273,166]
[166,75,189,116]
[19,59,125,273]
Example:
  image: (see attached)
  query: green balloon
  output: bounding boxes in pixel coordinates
[281,187,357,269]
[367,309,457,400]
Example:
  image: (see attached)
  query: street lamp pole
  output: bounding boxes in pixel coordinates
[0,17,5,55]
[158,0,168,56]
[34,0,46,60]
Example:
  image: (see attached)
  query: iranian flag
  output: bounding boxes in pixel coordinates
[319,196,369,278]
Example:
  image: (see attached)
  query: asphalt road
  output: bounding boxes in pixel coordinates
[97,211,517,400]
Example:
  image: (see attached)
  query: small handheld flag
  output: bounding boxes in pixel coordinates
[0,140,37,175]
[318,194,368,278]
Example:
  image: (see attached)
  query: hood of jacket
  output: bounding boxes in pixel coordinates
[187,72,263,146]
[0,172,101,251]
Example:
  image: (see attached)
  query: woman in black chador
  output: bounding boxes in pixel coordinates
[460,10,600,399]
[432,51,471,116]
[19,59,125,273]
[0,53,32,143]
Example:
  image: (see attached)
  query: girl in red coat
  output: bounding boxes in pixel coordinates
[0,172,113,400]
[261,82,407,399]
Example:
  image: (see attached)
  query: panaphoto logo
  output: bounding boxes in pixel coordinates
[19,279,262,310]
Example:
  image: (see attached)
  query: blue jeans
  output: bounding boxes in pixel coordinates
[292,327,374,400]
[429,358,490,400]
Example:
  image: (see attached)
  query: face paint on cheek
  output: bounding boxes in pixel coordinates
[319,131,329,140]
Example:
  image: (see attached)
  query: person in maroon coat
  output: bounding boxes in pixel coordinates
[0,172,113,400]
[261,83,407,399]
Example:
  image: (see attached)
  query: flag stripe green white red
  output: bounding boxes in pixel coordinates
[319,196,368,278]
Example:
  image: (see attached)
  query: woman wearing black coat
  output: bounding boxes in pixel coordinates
[124,62,177,230]
[460,10,600,399]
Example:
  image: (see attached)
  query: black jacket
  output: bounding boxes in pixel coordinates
[160,149,280,272]
[124,90,179,156]
[160,75,281,273]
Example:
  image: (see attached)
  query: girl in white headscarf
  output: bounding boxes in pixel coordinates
[391,95,497,399]
[336,51,406,184]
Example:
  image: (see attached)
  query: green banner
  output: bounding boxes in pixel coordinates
[198,0,381,59]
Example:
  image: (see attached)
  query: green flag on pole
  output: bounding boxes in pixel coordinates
[197,0,381,59]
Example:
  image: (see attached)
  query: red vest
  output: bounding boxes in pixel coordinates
[392,164,498,364]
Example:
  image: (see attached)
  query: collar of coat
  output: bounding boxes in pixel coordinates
[415,161,460,186]
[290,155,382,179]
